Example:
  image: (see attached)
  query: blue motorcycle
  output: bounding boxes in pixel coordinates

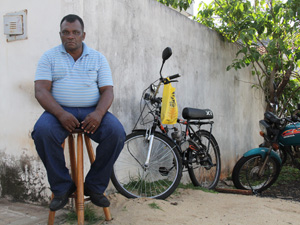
[232,108,300,193]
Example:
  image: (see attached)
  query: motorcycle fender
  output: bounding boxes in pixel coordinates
[243,147,282,165]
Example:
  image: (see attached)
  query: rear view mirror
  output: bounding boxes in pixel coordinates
[159,47,173,79]
[162,47,172,62]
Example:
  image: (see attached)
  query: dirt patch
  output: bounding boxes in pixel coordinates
[96,186,300,225]
[83,165,300,225]
[59,164,300,225]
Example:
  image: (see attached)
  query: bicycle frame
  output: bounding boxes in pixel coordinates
[178,119,214,151]
[133,102,215,170]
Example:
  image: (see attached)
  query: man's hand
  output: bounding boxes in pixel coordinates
[57,111,80,132]
[35,82,113,134]
[81,111,102,134]
[35,80,80,133]
[81,86,114,134]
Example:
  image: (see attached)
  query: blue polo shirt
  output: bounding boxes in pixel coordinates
[35,43,113,107]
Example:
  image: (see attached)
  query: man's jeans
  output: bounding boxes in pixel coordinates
[32,107,126,196]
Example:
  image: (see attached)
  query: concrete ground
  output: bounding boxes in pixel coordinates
[0,198,68,225]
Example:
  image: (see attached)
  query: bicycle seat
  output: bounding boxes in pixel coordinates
[182,107,213,120]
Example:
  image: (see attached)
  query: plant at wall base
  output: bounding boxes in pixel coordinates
[195,0,300,115]
[157,0,193,11]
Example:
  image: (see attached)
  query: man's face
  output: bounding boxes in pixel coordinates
[60,20,85,52]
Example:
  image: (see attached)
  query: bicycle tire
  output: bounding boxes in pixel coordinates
[232,155,281,192]
[187,130,221,189]
[111,130,182,199]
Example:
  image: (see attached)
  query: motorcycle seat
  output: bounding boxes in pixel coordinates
[182,107,213,120]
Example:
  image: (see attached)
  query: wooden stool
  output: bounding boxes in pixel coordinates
[48,129,112,225]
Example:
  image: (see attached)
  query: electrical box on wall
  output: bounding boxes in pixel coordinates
[3,9,27,42]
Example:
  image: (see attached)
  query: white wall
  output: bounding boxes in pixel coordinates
[0,0,265,203]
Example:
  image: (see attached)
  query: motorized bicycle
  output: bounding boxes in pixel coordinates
[232,105,300,193]
[110,47,221,199]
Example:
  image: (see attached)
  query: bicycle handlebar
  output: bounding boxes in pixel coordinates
[144,73,180,104]
[169,74,180,80]
[162,74,181,84]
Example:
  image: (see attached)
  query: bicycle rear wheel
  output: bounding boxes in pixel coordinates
[188,130,221,189]
[111,130,182,199]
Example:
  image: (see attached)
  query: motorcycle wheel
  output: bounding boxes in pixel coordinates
[111,130,182,199]
[232,155,281,192]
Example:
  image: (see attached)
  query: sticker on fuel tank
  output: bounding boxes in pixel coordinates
[281,129,300,138]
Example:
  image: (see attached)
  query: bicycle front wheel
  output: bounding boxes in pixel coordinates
[111,130,182,199]
[188,130,221,189]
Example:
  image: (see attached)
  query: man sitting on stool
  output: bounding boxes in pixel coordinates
[32,14,125,211]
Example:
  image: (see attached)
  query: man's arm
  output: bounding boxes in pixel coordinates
[35,80,80,132]
[81,86,114,134]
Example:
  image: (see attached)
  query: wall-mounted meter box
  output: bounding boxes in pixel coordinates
[4,15,23,35]
[3,9,27,42]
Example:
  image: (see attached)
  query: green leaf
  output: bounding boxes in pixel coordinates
[193,0,300,115]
